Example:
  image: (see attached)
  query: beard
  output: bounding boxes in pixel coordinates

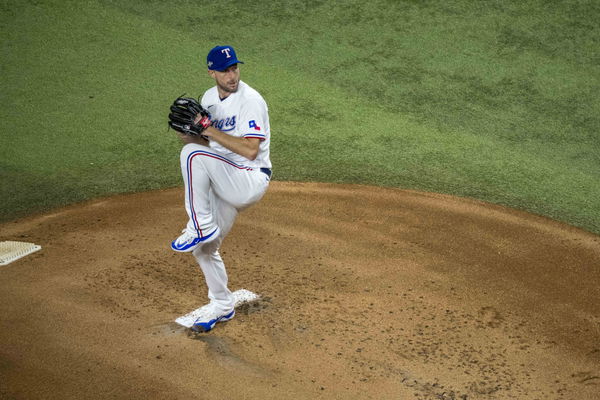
[218,79,239,94]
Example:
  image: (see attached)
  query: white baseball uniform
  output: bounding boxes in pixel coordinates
[179,80,271,314]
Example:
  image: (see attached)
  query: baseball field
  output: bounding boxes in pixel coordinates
[1,0,599,399]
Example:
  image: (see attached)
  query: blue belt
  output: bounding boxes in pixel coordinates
[260,168,272,178]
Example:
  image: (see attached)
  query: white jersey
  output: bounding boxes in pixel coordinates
[201,80,271,169]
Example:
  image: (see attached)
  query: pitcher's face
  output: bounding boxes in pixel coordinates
[209,64,240,96]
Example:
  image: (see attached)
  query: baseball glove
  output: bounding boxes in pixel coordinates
[168,95,212,137]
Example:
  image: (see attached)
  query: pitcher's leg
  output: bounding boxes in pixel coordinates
[181,145,269,212]
[212,168,270,211]
[174,145,219,251]
[191,190,238,312]
[193,241,235,313]
[211,188,238,238]
[187,171,266,309]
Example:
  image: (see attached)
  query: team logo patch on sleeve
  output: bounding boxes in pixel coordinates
[249,120,261,131]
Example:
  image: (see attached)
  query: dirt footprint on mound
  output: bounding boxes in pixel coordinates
[477,306,504,328]
[189,334,268,377]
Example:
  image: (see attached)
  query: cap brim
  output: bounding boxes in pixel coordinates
[210,59,244,71]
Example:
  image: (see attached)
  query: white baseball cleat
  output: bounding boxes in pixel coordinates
[170,227,220,252]
[191,309,235,332]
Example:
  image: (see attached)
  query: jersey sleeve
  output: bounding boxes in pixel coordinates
[238,98,268,140]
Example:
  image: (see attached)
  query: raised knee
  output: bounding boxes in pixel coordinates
[181,142,211,154]
[180,143,199,158]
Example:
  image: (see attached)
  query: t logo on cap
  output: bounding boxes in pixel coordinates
[207,45,244,71]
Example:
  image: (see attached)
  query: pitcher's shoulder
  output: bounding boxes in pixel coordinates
[239,81,266,102]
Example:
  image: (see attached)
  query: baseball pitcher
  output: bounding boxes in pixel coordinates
[168,45,272,332]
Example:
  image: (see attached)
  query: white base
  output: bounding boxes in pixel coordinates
[0,241,42,266]
[175,289,260,328]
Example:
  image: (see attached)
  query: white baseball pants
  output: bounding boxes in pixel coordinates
[179,143,270,313]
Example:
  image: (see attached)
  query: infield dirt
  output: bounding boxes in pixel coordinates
[1,182,599,399]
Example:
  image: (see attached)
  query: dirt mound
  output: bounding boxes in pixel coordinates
[1,182,599,399]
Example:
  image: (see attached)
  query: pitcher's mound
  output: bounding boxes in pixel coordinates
[1,182,598,399]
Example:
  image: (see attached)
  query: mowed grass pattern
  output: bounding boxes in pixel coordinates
[1,0,599,233]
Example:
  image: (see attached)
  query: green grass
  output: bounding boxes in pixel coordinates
[1,0,599,234]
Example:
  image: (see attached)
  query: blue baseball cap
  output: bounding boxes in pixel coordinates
[206,45,244,71]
